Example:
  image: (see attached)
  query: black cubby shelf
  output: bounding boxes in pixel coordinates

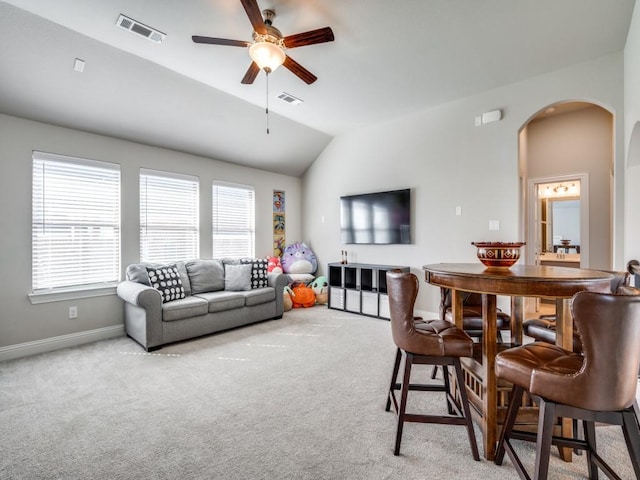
[327,262,410,319]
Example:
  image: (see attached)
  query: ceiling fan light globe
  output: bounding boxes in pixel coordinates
[249,41,285,72]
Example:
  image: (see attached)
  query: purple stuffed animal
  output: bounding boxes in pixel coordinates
[281,242,318,274]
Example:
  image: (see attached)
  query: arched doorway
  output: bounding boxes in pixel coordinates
[520,101,614,270]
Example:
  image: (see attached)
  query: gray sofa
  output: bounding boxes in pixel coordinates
[117,258,287,351]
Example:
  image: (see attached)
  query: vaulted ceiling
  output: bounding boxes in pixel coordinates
[0,0,635,176]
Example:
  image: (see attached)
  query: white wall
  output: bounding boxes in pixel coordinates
[625,1,640,265]
[0,114,302,350]
[302,53,625,313]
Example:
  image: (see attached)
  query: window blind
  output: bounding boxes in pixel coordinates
[212,182,255,258]
[140,169,199,263]
[32,152,121,292]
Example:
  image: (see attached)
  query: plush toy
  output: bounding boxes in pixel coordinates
[281,242,318,275]
[282,286,293,311]
[267,256,283,274]
[290,282,316,308]
[310,276,328,305]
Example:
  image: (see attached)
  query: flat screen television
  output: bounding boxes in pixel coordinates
[340,188,411,244]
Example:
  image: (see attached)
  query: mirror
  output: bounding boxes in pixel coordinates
[539,197,580,254]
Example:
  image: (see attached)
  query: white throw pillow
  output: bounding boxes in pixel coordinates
[224,264,252,291]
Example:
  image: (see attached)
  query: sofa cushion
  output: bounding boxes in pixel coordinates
[244,287,276,306]
[194,291,246,313]
[162,296,208,322]
[240,258,268,289]
[225,264,252,291]
[127,261,191,296]
[147,265,186,304]
[127,262,161,285]
[186,259,225,293]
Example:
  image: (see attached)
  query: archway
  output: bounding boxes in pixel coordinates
[520,101,614,270]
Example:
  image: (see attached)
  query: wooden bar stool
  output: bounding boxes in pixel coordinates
[384,271,480,460]
[494,291,640,480]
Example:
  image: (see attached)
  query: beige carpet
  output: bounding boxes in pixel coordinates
[1,306,637,479]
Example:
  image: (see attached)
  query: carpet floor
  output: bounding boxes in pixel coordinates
[1,306,638,479]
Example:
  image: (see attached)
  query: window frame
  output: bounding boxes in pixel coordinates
[212,181,255,258]
[139,168,200,264]
[30,151,121,304]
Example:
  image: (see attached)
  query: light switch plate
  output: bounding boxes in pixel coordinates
[489,220,500,231]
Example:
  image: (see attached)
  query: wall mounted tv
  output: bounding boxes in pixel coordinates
[340,188,411,244]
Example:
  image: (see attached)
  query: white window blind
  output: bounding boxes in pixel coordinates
[140,169,199,263]
[212,182,255,258]
[32,152,121,293]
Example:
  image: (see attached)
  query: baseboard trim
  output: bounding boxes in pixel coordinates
[0,325,125,362]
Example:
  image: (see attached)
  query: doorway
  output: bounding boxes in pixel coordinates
[520,101,613,270]
[527,174,589,267]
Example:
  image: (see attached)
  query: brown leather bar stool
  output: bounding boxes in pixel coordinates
[384,271,480,460]
[522,270,631,353]
[431,287,512,379]
[494,291,640,480]
[440,287,512,342]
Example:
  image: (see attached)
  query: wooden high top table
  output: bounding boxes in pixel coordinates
[422,263,613,461]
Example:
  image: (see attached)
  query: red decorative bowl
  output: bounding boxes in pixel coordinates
[471,242,525,269]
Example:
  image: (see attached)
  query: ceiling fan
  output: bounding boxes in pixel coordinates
[192,0,334,85]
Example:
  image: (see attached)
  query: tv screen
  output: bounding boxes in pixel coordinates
[340,189,411,244]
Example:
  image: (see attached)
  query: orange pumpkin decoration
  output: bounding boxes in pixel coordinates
[291,283,316,308]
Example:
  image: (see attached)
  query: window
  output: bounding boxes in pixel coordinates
[140,169,199,263]
[32,152,121,294]
[212,182,255,258]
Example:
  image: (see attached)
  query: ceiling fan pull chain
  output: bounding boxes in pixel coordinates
[266,69,270,134]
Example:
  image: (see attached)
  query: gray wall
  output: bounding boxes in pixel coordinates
[0,114,302,350]
[302,52,626,314]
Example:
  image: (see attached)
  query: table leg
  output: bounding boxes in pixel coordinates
[451,289,464,329]
[555,297,574,462]
[482,293,498,460]
[510,296,524,346]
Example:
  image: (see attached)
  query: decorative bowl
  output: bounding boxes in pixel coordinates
[471,242,526,269]
[560,239,571,246]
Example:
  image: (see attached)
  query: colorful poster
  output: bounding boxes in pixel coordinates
[273,190,285,212]
[273,235,286,258]
[273,190,285,256]
[273,213,285,235]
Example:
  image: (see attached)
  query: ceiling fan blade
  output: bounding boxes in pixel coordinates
[192,36,249,47]
[241,62,261,84]
[283,56,317,85]
[284,27,334,48]
[240,0,267,35]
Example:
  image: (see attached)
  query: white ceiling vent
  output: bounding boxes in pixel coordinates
[277,92,303,105]
[116,14,165,43]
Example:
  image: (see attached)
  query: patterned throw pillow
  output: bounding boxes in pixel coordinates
[240,258,269,289]
[146,265,186,303]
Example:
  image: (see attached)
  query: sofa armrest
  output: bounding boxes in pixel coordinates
[268,273,288,317]
[117,280,161,308]
[116,281,163,350]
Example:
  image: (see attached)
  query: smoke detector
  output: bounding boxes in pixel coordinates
[116,14,165,43]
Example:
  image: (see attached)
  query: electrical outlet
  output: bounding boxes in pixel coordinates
[68,306,78,319]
